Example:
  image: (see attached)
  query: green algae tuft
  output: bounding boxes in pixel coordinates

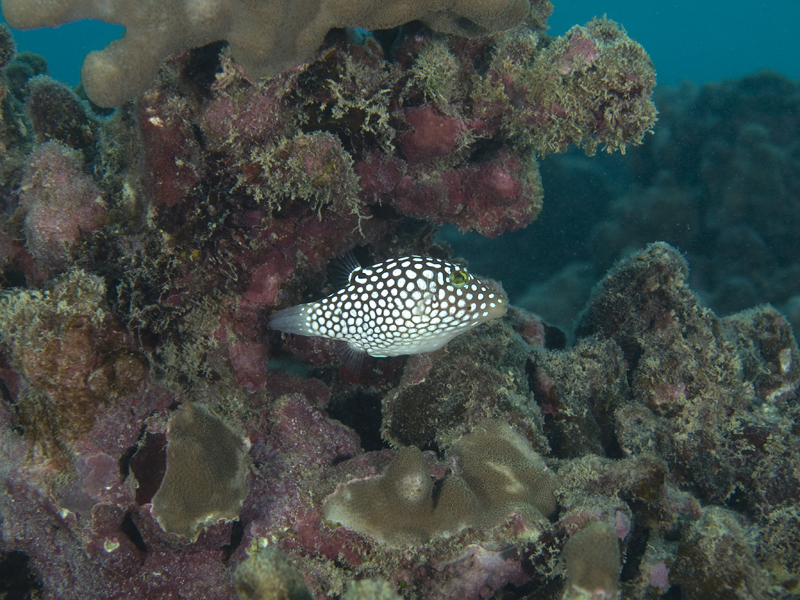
[233,546,314,600]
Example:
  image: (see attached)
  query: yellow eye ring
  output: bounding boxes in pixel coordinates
[450,269,468,287]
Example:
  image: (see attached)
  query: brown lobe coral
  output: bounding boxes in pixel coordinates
[323,419,557,546]
[2,0,539,107]
[151,403,249,541]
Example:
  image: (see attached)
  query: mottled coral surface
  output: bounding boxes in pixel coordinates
[2,7,796,600]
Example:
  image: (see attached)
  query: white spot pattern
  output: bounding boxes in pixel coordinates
[271,256,507,357]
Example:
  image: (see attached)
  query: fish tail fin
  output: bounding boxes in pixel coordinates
[268,304,315,336]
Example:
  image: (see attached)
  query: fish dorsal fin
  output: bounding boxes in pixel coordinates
[329,250,363,289]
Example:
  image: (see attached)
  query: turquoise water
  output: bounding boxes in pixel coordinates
[547,0,800,84]
[2,1,800,87]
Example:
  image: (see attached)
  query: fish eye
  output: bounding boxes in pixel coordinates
[450,269,468,287]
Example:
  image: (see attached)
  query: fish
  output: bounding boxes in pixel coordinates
[268,255,507,365]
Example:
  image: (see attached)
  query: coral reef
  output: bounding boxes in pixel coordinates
[481,71,800,335]
[1,0,550,107]
[2,219,799,600]
[542,243,800,598]
[7,8,796,600]
[1,6,657,411]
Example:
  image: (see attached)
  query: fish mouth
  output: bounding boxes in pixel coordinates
[487,297,508,319]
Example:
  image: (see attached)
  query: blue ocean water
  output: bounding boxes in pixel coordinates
[2,1,800,87]
[547,0,800,85]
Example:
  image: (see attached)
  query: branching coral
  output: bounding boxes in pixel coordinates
[0,12,683,600]
[1,0,545,107]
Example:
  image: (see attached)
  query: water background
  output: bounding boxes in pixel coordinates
[2,0,800,87]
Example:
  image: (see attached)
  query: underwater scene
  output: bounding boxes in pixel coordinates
[0,1,798,599]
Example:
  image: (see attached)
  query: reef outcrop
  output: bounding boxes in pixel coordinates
[1,238,797,599]
[2,6,794,600]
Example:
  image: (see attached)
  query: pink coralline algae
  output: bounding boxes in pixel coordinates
[650,562,671,591]
[399,106,466,163]
[126,17,655,242]
[20,142,107,271]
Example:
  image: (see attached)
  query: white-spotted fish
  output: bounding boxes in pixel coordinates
[269,256,507,364]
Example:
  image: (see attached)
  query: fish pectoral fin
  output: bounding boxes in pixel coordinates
[330,250,363,288]
[336,341,366,373]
